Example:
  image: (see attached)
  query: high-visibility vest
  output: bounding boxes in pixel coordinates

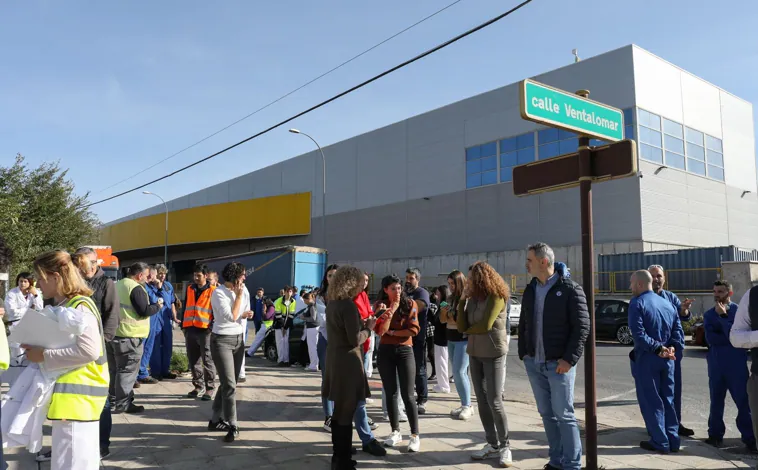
[48,295,109,422]
[273,297,297,327]
[183,283,215,329]
[0,319,8,370]
[115,278,150,338]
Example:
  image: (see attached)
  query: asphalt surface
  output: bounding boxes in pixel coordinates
[500,337,746,440]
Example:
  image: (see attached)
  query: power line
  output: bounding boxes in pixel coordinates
[87,0,535,208]
[91,0,465,196]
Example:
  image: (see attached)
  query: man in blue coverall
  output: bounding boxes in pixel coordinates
[703,280,756,450]
[148,264,179,380]
[137,266,162,384]
[649,264,695,437]
[629,269,683,453]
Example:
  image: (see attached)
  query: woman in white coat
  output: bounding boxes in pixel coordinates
[3,272,43,377]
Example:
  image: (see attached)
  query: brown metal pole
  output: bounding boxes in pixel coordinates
[576,89,597,470]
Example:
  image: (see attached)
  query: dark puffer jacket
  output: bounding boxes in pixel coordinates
[517,274,590,366]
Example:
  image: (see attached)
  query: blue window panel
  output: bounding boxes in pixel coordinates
[706,149,723,167]
[466,160,481,174]
[638,109,661,130]
[688,159,706,176]
[501,137,518,153]
[641,143,663,164]
[686,142,705,161]
[517,133,534,150]
[500,167,513,182]
[466,146,481,161]
[501,151,518,168]
[481,170,497,186]
[625,125,635,140]
[589,139,605,147]
[664,135,684,154]
[663,118,683,138]
[466,173,482,188]
[708,165,725,181]
[685,127,704,145]
[481,155,497,171]
[538,128,559,144]
[517,147,535,164]
[640,127,662,147]
[559,138,579,154]
[558,129,575,140]
[623,108,635,126]
[480,142,497,157]
[538,142,560,160]
[706,135,723,152]
[665,152,686,170]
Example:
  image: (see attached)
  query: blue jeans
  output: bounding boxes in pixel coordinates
[354,400,373,445]
[317,333,334,417]
[448,340,471,407]
[138,314,162,379]
[524,356,582,470]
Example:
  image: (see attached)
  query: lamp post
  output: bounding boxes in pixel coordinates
[289,129,326,248]
[142,191,168,267]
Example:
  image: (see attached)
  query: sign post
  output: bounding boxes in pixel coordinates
[517,81,634,470]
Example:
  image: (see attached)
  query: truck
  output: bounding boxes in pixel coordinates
[86,245,120,281]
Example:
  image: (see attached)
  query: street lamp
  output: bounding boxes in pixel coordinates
[142,191,168,267]
[289,129,327,248]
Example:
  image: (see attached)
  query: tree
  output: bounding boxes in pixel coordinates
[0,154,100,280]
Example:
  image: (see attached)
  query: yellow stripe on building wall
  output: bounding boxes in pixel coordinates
[101,192,311,252]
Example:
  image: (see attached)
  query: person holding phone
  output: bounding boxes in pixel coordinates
[703,280,755,450]
[208,262,253,442]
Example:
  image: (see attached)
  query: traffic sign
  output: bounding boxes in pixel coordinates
[520,79,624,142]
[512,139,637,196]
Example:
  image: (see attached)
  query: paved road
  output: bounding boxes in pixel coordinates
[502,337,742,440]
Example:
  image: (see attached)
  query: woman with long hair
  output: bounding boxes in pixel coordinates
[208,262,253,442]
[440,270,473,420]
[431,285,451,394]
[457,261,512,467]
[316,264,339,432]
[24,250,108,469]
[374,274,421,452]
[322,266,377,469]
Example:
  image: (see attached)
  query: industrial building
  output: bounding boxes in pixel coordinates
[102,44,758,289]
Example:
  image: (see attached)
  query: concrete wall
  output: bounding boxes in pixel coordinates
[721,261,758,301]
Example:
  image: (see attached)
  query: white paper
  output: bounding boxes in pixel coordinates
[8,309,75,349]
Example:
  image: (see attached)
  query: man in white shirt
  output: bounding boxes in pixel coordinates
[729,283,758,448]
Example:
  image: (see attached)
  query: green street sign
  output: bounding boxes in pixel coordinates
[520,79,624,142]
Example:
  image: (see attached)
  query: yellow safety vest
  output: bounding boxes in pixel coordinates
[116,277,150,338]
[47,295,109,422]
[0,321,8,370]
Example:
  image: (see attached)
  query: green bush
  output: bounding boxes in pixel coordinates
[681,315,702,336]
[170,351,189,373]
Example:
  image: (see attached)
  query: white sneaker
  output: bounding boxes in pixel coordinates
[433,386,451,394]
[499,447,513,467]
[382,413,389,421]
[384,430,402,447]
[408,434,421,452]
[365,398,374,404]
[458,406,475,421]
[471,444,499,460]
[450,406,464,417]
[399,412,408,423]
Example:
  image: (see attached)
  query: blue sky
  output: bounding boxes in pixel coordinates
[2,0,756,223]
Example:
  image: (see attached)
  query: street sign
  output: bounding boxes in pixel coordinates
[520,79,624,142]
[512,139,637,196]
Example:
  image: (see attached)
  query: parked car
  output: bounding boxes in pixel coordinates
[692,321,708,348]
[509,297,521,335]
[595,298,633,345]
[264,314,311,365]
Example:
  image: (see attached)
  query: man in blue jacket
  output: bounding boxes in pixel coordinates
[148,264,178,380]
[629,269,683,453]
[648,265,695,437]
[137,266,162,384]
[703,280,755,450]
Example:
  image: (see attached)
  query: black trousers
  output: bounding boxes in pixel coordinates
[378,343,419,435]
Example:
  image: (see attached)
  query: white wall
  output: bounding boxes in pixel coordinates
[721,91,757,192]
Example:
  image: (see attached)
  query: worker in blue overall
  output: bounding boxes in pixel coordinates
[628,269,683,453]
[149,265,178,380]
[703,280,756,450]
[138,267,163,384]
[648,265,694,437]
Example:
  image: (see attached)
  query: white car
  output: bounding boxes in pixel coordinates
[508,297,521,335]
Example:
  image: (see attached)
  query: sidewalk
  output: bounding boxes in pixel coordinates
[6,354,758,469]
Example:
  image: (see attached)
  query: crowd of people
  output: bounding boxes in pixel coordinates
[2,241,758,469]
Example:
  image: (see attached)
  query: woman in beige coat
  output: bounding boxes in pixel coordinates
[322,266,376,470]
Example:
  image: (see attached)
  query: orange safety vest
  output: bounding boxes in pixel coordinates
[183,284,216,329]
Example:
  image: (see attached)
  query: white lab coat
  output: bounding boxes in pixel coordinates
[3,288,44,383]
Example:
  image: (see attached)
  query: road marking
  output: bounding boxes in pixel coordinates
[599,388,636,403]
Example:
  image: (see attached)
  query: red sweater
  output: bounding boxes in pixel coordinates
[353,291,372,354]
